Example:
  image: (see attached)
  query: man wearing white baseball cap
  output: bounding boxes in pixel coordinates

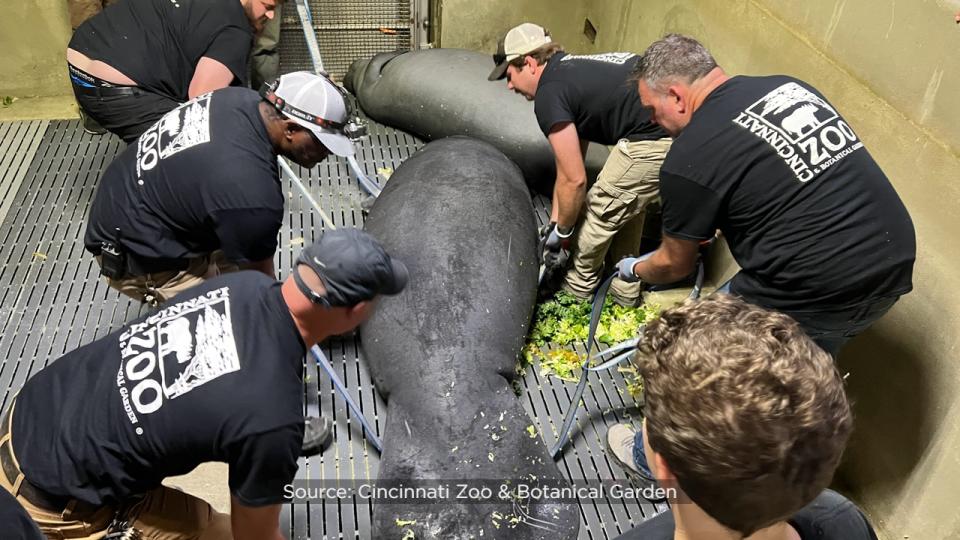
[490,23,671,307]
[86,70,358,307]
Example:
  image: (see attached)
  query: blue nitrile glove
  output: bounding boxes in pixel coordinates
[617,251,654,283]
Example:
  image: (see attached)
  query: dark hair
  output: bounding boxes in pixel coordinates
[637,294,852,535]
[508,42,566,70]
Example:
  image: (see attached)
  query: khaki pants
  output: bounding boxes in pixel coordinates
[97,251,239,307]
[563,138,672,303]
[68,0,118,30]
[0,402,231,540]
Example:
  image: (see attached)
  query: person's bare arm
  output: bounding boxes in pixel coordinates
[230,498,283,540]
[240,257,276,278]
[188,57,236,99]
[547,122,588,229]
[631,234,700,284]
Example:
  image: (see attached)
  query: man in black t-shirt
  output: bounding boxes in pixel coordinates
[489,23,671,306]
[618,35,915,355]
[604,295,876,540]
[67,0,278,142]
[85,71,358,307]
[0,229,407,539]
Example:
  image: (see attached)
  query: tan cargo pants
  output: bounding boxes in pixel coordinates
[563,137,672,303]
[97,251,239,307]
[68,0,118,30]
[1,401,231,540]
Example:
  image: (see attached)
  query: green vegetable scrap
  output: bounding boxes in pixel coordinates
[1,96,17,107]
[522,291,660,382]
[618,366,644,400]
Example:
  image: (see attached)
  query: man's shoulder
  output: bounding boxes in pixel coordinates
[790,490,877,540]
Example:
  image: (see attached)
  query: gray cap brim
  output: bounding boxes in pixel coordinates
[488,61,510,81]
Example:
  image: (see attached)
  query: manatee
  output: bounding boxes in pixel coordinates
[361,137,580,539]
[345,48,609,195]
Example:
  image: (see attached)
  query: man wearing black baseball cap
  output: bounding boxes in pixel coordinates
[0,229,405,539]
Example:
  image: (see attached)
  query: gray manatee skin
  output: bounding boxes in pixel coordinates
[345,48,609,195]
[361,137,580,539]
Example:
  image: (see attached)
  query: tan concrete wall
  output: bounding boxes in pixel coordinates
[1,0,72,98]
[437,0,593,53]
[572,1,959,539]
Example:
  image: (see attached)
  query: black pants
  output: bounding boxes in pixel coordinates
[72,84,180,144]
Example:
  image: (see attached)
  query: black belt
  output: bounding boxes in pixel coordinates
[124,253,190,276]
[68,63,141,97]
[72,84,141,97]
[0,404,80,513]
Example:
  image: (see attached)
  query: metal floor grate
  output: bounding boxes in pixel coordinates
[0,119,663,539]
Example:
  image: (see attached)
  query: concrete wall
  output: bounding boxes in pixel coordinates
[1,0,72,98]
[437,0,593,53]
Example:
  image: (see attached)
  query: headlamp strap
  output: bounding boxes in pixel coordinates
[259,81,347,132]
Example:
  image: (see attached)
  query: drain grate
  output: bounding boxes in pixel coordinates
[0,118,663,539]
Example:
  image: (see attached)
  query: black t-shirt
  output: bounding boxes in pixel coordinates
[11,272,305,507]
[615,490,877,540]
[534,52,666,144]
[84,87,283,267]
[0,489,44,540]
[69,0,252,101]
[660,75,915,310]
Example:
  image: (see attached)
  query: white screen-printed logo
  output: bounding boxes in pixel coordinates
[116,287,241,430]
[137,93,213,177]
[560,52,635,65]
[732,82,863,183]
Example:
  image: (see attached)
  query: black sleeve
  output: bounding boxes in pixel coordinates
[659,170,722,241]
[227,423,303,506]
[0,490,44,540]
[534,82,575,136]
[210,207,282,264]
[202,25,253,86]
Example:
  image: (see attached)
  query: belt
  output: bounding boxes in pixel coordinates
[71,83,141,97]
[0,403,82,513]
[125,253,190,276]
[68,63,141,97]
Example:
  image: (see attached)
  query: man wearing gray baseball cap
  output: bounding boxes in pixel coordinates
[1,229,405,539]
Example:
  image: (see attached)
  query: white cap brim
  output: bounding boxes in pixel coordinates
[296,120,355,157]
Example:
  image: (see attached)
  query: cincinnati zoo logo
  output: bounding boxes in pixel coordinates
[733,82,863,183]
[115,287,241,433]
[136,93,213,178]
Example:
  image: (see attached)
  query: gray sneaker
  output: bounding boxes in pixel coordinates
[605,423,661,497]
